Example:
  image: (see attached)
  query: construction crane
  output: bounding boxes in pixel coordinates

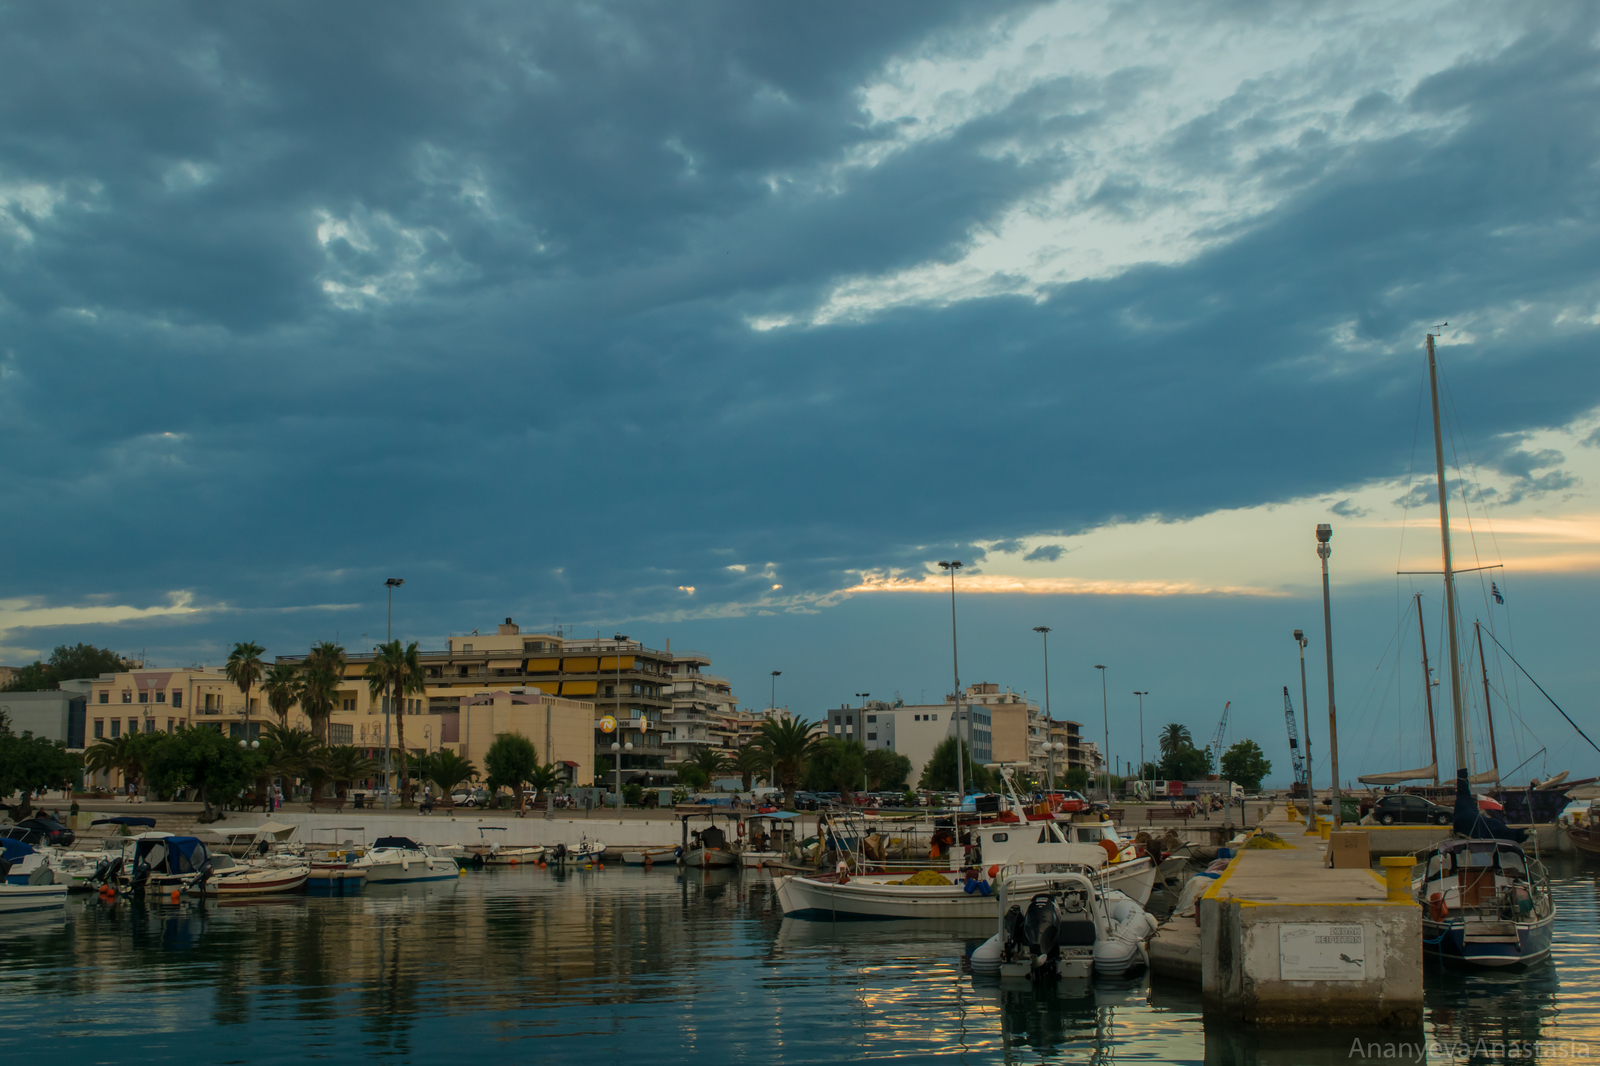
[1283,686,1307,796]
[1208,700,1232,771]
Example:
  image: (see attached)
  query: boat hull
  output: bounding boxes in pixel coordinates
[739,850,785,868]
[621,849,679,866]
[684,847,737,868]
[0,883,69,913]
[191,867,309,897]
[1563,825,1600,856]
[362,855,461,884]
[777,859,1155,920]
[1422,915,1554,967]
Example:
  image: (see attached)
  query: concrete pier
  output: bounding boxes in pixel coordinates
[1153,810,1422,1027]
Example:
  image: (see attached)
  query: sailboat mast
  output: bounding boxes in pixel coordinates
[1476,621,1500,781]
[1415,593,1439,785]
[1427,333,1468,774]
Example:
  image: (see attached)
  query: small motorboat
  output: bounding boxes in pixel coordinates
[566,837,606,865]
[0,841,66,912]
[186,854,310,898]
[0,837,46,886]
[358,837,461,884]
[483,843,546,865]
[737,813,800,868]
[969,866,1157,982]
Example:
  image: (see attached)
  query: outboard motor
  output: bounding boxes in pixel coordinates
[551,843,568,864]
[1023,894,1063,960]
[91,858,112,887]
[0,858,11,882]
[130,860,152,894]
[191,862,214,895]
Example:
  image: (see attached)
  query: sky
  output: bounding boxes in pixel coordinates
[3,1,1599,786]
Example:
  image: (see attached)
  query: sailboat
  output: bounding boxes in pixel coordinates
[1404,333,1555,967]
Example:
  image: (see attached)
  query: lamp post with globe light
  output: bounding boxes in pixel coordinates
[611,740,632,812]
[1317,524,1342,829]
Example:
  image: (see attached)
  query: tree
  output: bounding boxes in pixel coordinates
[82,732,155,793]
[756,716,822,808]
[528,763,563,807]
[0,729,77,818]
[1219,739,1272,791]
[225,641,267,728]
[422,749,477,800]
[261,724,322,799]
[3,643,128,691]
[1158,723,1193,759]
[863,747,912,791]
[676,764,706,788]
[262,663,304,728]
[689,747,730,787]
[804,737,866,795]
[732,743,767,791]
[324,745,380,801]
[145,726,266,821]
[917,737,995,793]
[1159,745,1213,782]
[483,732,538,807]
[366,640,426,801]
[300,641,346,742]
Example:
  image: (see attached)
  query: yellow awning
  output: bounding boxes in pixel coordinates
[343,663,370,678]
[598,656,636,672]
[562,680,598,697]
[525,658,560,673]
[562,657,599,672]
[487,659,522,670]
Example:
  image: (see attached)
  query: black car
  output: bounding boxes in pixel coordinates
[8,814,75,847]
[1372,793,1451,826]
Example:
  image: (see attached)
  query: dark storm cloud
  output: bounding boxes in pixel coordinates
[2,2,1599,652]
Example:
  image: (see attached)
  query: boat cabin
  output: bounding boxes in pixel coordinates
[1418,839,1544,918]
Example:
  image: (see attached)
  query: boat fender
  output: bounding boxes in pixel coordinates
[988,864,999,880]
[1099,839,1119,863]
[836,860,849,885]
[1429,892,1448,921]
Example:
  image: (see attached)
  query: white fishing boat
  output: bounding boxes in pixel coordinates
[358,837,462,884]
[680,811,739,868]
[1416,834,1554,967]
[187,854,310,898]
[483,843,546,865]
[559,837,606,865]
[970,865,1158,982]
[620,847,681,866]
[0,881,68,913]
[737,812,800,868]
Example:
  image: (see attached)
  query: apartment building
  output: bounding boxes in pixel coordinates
[845,691,992,786]
[665,649,739,766]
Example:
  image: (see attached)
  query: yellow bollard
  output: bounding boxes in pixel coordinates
[1319,818,1331,840]
[1380,856,1417,902]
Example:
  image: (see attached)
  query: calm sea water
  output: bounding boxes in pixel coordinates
[4,856,1599,1064]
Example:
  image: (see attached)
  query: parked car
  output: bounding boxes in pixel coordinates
[1371,793,1453,826]
[450,788,488,807]
[793,792,822,811]
[9,814,74,847]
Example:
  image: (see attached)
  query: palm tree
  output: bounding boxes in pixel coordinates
[299,641,346,742]
[756,716,821,809]
[225,641,266,735]
[732,743,767,792]
[366,640,426,802]
[1159,723,1193,759]
[425,750,478,805]
[528,763,562,808]
[689,747,730,787]
[83,733,147,792]
[261,724,322,803]
[262,663,304,728]
[324,745,380,801]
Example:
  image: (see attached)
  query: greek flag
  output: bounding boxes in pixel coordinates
[1491,581,1504,605]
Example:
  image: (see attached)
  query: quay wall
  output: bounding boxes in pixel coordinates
[267,812,685,849]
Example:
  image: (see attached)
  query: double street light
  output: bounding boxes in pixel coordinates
[1133,691,1149,796]
[383,577,404,811]
[1033,626,1052,788]
[938,561,965,830]
[1094,665,1109,801]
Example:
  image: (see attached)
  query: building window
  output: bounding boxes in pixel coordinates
[462,643,473,652]
[458,666,469,677]
[94,719,104,739]
[330,723,354,745]
[172,692,182,708]
[138,692,148,704]
[122,690,132,704]
[846,716,853,725]
[931,714,938,721]
[144,719,156,734]
[110,720,121,738]
[867,732,877,741]
[156,691,166,703]
[866,715,876,723]
[99,691,109,704]
[834,715,842,724]
[167,719,175,733]
[342,698,357,711]
[129,719,138,734]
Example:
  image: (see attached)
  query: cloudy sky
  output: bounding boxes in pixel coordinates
[4,1,1599,785]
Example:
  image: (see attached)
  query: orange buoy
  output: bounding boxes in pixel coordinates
[170,889,181,904]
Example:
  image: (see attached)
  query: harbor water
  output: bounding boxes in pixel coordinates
[5,857,1599,1064]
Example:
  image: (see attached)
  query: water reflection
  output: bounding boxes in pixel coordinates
[0,858,1594,1063]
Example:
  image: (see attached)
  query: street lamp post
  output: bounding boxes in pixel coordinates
[1033,626,1052,790]
[383,577,404,811]
[855,693,871,793]
[615,633,628,765]
[770,671,781,713]
[1133,691,1149,797]
[1095,665,1109,801]
[939,560,965,866]
[1294,629,1314,832]
[611,740,633,812]
[1316,524,1342,829]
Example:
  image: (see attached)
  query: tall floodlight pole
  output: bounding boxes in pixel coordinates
[770,671,781,713]
[939,560,964,866]
[1133,691,1148,796]
[384,578,404,811]
[1294,629,1314,831]
[1095,665,1109,800]
[1316,524,1342,829]
[1033,626,1052,789]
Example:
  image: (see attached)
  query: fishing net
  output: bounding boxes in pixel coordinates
[1244,832,1294,850]
[886,870,953,886]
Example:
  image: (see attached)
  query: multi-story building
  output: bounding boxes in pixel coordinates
[1049,718,1087,776]
[848,691,992,786]
[665,649,739,766]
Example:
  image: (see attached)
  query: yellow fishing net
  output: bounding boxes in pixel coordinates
[1245,831,1294,850]
[885,870,954,886]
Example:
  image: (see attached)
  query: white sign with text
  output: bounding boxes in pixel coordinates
[1279,923,1366,981]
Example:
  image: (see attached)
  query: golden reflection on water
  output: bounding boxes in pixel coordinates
[0,858,1595,1063]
